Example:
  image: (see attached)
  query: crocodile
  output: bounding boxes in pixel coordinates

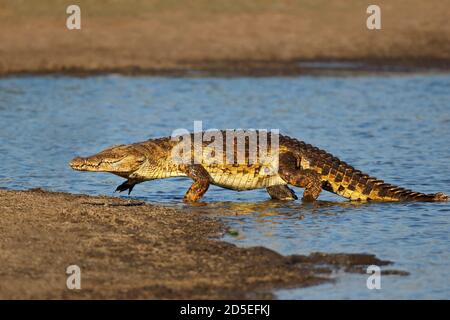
[69,131,449,203]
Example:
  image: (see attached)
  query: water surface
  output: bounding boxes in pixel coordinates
[1,74,449,299]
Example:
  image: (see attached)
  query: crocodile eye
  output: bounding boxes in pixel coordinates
[104,144,126,151]
[136,156,146,163]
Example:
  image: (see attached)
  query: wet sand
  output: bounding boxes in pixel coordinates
[0,189,407,299]
[1,0,449,76]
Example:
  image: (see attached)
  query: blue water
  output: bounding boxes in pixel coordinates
[1,74,449,299]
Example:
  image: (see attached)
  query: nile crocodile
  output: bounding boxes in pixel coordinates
[69,131,449,202]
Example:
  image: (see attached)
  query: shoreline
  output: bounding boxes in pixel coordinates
[0,188,408,299]
[2,58,450,78]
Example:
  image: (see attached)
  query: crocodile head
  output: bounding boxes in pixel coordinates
[69,144,146,175]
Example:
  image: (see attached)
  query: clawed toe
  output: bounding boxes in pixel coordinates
[115,181,135,195]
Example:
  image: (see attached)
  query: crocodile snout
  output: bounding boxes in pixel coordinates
[69,157,86,170]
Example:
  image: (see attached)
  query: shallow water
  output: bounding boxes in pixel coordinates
[0,74,449,299]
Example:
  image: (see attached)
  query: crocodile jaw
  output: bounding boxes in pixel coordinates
[69,156,125,172]
[69,145,145,174]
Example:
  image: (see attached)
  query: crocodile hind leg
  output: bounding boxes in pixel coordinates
[182,164,211,202]
[266,185,298,200]
[278,152,322,202]
[115,179,141,195]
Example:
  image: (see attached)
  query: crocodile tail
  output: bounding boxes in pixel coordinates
[357,183,449,202]
[430,192,450,202]
[327,165,449,202]
[282,136,449,202]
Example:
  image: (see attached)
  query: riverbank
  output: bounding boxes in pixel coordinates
[0,189,407,299]
[1,0,449,76]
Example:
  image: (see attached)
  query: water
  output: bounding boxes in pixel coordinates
[0,74,449,299]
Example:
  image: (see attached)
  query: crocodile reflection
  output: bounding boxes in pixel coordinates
[183,198,368,217]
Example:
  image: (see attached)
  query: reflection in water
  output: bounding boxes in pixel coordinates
[184,198,367,218]
[0,74,449,298]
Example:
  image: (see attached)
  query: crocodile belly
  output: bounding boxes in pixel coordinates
[208,171,286,191]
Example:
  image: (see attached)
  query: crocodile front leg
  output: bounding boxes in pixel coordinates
[278,152,322,202]
[182,164,211,202]
[266,185,298,200]
[115,179,142,195]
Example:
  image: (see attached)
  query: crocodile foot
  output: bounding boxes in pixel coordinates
[115,180,136,195]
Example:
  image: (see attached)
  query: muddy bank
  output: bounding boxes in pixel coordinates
[4,58,450,78]
[0,189,407,299]
[1,0,449,76]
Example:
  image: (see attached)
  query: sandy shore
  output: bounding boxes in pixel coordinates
[0,189,408,299]
[1,0,449,76]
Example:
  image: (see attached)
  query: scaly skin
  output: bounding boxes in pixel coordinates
[70,132,449,202]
